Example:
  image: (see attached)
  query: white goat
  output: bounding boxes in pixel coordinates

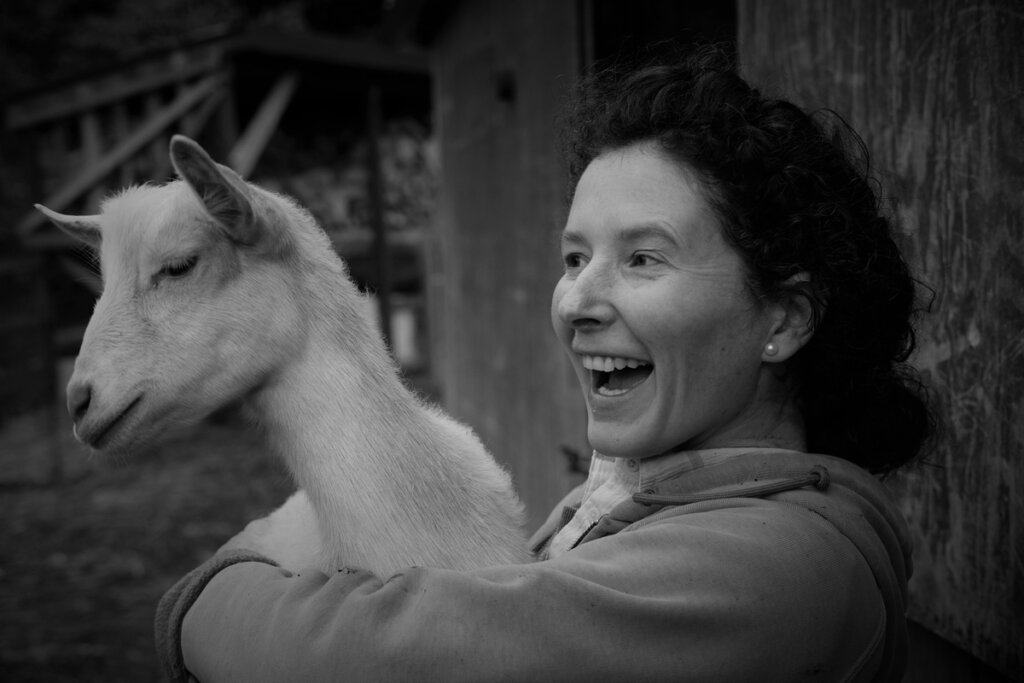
[38,135,526,575]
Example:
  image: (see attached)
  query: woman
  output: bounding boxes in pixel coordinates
[157,46,930,682]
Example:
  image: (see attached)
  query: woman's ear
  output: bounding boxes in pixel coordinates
[762,273,818,363]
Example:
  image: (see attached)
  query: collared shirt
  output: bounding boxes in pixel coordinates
[547,447,787,557]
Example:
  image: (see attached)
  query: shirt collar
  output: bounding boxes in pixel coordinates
[589,446,779,494]
[547,447,790,558]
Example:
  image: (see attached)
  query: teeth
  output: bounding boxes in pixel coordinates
[580,354,650,372]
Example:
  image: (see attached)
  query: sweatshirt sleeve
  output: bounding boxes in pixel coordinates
[171,499,888,683]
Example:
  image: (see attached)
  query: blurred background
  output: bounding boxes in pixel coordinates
[0,0,1019,681]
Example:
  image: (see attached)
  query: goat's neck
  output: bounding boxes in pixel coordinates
[252,303,451,571]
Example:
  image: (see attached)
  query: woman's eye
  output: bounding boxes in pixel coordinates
[563,252,587,271]
[629,252,657,267]
[160,256,198,278]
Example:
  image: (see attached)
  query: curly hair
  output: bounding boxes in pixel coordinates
[561,45,933,473]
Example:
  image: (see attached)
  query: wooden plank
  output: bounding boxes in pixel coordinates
[145,93,170,181]
[180,86,227,141]
[738,1,1023,679]
[79,110,104,212]
[17,73,226,238]
[228,72,299,178]
[4,44,225,130]
[230,27,429,75]
[110,103,133,187]
[214,73,240,159]
[366,85,392,344]
[430,0,587,531]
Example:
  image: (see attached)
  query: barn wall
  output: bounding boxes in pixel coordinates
[0,254,52,423]
[428,0,588,531]
[738,1,1023,679]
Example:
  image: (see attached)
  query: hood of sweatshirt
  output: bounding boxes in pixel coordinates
[533,449,913,681]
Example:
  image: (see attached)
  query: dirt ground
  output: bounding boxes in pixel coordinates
[0,410,294,682]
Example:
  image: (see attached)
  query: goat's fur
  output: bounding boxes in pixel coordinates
[40,136,526,575]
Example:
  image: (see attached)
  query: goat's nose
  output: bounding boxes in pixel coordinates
[67,381,92,425]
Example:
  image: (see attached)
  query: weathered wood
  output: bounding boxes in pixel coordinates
[231,27,429,76]
[430,0,588,531]
[367,85,392,344]
[228,72,299,178]
[145,93,170,183]
[4,44,226,130]
[16,73,226,236]
[110,103,134,187]
[79,110,104,211]
[0,255,52,423]
[179,87,227,143]
[739,1,1023,678]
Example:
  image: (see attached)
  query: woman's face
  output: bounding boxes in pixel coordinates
[552,142,782,458]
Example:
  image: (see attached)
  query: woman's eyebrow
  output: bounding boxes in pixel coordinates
[559,230,587,247]
[618,223,681,247]
[559,222,682,249]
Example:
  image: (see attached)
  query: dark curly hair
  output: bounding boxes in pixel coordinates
[561,45,933,474]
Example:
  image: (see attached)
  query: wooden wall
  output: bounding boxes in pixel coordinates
[0,255,52,422]
[428,1,588,531]
[738,1,1023,679]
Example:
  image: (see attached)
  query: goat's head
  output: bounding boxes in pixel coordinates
[39,135,310,454]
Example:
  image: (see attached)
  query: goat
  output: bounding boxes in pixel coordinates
[38,135,526,575]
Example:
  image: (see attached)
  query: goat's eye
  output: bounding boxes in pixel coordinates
[160,256,198,278]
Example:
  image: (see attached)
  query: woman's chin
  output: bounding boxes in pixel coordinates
[587,422,648,459]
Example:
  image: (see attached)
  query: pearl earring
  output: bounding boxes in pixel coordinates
[764,342,779,357]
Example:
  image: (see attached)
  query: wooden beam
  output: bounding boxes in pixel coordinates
[5,44,226,130]
[367,84,392,345]
[231,28,429,75]
[379,0,429,45]
[145,93,170,181]
[110,103,134,186]
[16,73,226,237]
[227,72,299,177]
[79,110,104,211]
[180,86,228,140]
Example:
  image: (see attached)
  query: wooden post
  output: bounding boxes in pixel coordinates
[110,103,134,186]
[738,1,1024,678]
[228,72,299,177]
[79,110,103,212]
[214,69,239,160]
[145,92,168,181]
[430,0,585,530]
[16,73,225,237]
[367,84,392,346]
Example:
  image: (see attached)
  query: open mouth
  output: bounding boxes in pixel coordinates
[581,355,653,397]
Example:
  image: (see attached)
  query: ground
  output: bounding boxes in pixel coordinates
[0,410,294,682]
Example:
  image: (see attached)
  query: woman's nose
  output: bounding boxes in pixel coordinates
[556,265,613,329]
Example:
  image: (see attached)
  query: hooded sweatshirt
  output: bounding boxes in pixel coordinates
[156,448,912,682]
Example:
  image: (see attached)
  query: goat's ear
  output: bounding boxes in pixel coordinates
[35,204,102,250]
[169,135,262,246]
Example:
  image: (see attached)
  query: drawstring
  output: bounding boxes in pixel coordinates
[632,465,831,506]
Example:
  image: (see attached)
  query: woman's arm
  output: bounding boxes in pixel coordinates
[161,500,885,683]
